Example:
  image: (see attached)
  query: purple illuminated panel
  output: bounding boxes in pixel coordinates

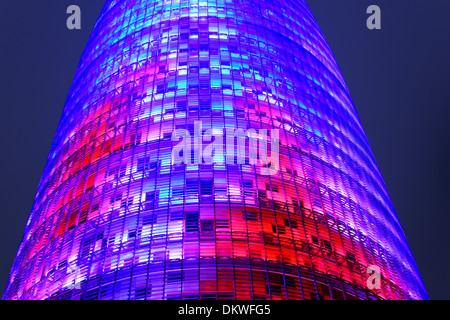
[3,0,427,300]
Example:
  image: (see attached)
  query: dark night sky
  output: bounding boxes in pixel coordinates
[0,0,449,299]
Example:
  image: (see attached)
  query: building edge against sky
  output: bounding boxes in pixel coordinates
[4,0,427,300]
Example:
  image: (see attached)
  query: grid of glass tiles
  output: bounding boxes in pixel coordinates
[3,0,427,300]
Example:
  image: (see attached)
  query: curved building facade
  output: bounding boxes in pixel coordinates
[4,0,427,300]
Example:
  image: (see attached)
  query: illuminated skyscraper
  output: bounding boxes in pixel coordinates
[4,0,427,300]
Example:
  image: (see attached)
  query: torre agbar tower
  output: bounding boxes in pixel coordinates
[4,0,427,300]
